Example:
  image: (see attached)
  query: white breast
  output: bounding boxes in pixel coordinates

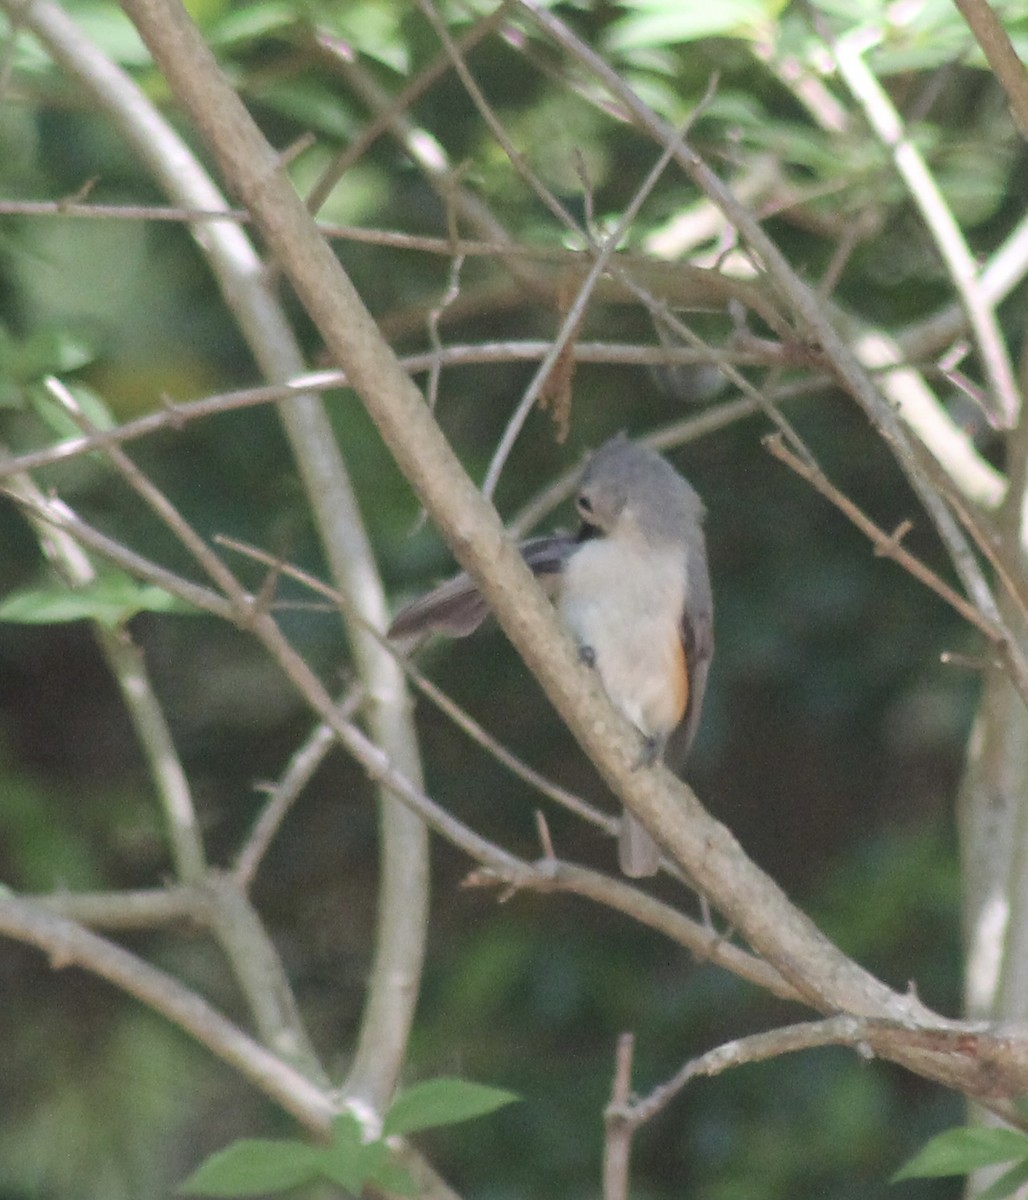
[557,536,687,739]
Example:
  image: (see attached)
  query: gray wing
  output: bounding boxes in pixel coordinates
[665,538,714,771]
[388,534,576,643]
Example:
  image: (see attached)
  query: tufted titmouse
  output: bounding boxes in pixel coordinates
[389,433,713,877]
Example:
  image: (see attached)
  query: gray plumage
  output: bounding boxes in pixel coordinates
[388,435,714,878]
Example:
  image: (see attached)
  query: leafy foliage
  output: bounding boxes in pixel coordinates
[181,1082,518,1197]
[894,1125,1028,1199]
[0,571,195,627]
[0,0,1022,1196]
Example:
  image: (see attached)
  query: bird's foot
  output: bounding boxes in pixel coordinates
[634,733,665,771]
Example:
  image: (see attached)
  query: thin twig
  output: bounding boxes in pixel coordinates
[464,857,801,1001]
[317,26,551,302]
[415,0,584,236]
[0,486,238,618]
[831,27,1020,428]
[614,272,816,469]
[45,376,251,606]
[764,432,1005,645]
[627,1016,870,1128]
[426,254,467,411]
[233,686,364,888]
[5,190,1021,342]
[304,2,512,215]
[1,462,207,882]
[421,0,809,473]
[853,328,1006,510]
[479,118,696,495]
[0,341,781,484]
[512,0,1010,672]
[215,535,618,836]
[766,432,1028,713]
[0,894,338,1130]
[911,449,1028,631]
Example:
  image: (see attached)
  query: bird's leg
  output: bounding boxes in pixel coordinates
[635,732,666,770]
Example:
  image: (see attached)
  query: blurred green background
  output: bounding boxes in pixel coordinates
[2,0,1026,1195]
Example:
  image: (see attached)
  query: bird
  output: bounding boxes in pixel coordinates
[388,433,713,877]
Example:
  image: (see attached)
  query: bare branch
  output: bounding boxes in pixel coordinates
[629,1016,873,1128]
[481,122,684,496]
[1,462,207,882]
[4,0,433,1112]
[513,0,1008,671]
[763,433,1007,648]
[0,894,338,1131]
[304,2,512,215]
[831,28,1020,428]
[45,376,250,605]
[234,695,360,889]
[0,485,239,618]
[114,0,1028,1111]
[37,886,201,929]
[951,0,1028,138]
[465,860,801,1002]
[414,0,708,494]
[603,1034,636,1200]
[0,341,778,485]
[853,330,1005,510]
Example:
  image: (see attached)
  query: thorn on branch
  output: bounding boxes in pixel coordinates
[158,392,188,431]
[254,557,285,616]
[59,177,98,208]
[764,429,1005,645]
[534,810,555,861]
[460,865,521,903]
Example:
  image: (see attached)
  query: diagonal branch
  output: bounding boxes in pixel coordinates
[831,27,1020,429]
[2,0,431,1112]
[115,0,1028,1111]
[513,0,1007,638]
[0,893,337,1130]
[951,0,1028,139]
[1,463,207,883]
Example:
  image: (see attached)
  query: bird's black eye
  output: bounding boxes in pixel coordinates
[577,494,593,513]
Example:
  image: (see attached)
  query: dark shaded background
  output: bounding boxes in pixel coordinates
[2,0,1023,1195]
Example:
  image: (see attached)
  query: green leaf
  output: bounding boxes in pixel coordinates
[314,1113,367,1191]
[979,1158,1028,1200]
[368,1157,418,1196]
[383,1078,519,1137]
[206,1,295,47]
[15,328,97,380]
[255,81,354,140]
[26,380,116,442]
[0,574,196,629]
[178,1138,319,1196]
[893,1127,1028,1181]
[320,1137,384,1192]
[46,1,151,66]
[606,0,783,50]
[316,1113,414,1194]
